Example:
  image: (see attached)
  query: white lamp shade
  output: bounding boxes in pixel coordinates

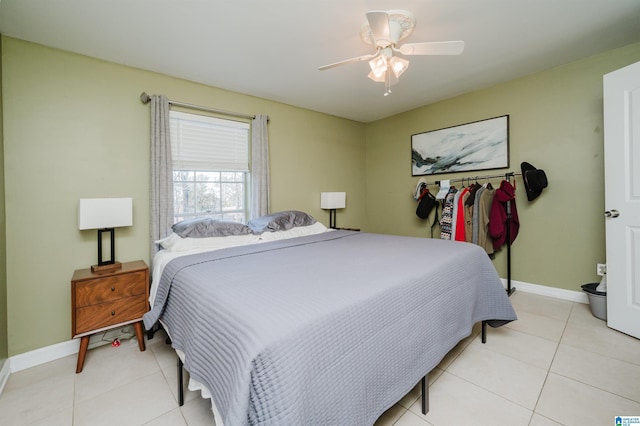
[78,198,133,230]
[320,192,346,209]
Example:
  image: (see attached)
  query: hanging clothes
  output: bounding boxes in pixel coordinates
[440,186,458,240]
[450,188,463,239]
[475,184,496,255]
[439,187,457,240]
[488,180,519,250]
[465,182,482,207]
[471,185,486,244]
[464,183,481,242]
[454,187,470,241]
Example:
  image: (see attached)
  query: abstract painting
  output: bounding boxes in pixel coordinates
[411,115,509,176]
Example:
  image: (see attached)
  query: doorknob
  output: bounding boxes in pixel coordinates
[605,209,620,218]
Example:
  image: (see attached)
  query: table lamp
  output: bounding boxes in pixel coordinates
[320,192,346,229]
[78,198,133,273]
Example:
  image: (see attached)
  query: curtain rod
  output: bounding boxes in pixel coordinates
[422,171,522,186]
[139,92,256,120]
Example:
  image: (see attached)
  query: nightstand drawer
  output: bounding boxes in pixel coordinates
[75,294,147,335]
[75,271,146,307]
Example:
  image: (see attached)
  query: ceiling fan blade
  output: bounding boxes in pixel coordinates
[366,11,391,45]
[318,51,378,71]
[398,41,465,56]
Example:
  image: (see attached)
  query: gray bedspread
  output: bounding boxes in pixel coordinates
[144,231,516,426]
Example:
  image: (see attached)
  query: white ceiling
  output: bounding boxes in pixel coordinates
[1,0,639,123]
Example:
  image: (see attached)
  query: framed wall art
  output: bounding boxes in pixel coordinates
[411,115,509,176]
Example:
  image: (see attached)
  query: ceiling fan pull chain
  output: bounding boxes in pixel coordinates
[384,66,391,96]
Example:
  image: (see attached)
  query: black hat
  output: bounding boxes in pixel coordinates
[521,162,548,201]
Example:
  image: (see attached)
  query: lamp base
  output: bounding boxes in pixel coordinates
[328,209,337,229]
[91,261,122,274]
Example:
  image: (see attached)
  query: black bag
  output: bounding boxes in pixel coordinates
[416,188,437,219]
[416,188,440,237]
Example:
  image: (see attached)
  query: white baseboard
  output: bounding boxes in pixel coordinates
[8,324,138,374]
[0,358,10,395]
[9,339,80,373]
[502,278,588,304]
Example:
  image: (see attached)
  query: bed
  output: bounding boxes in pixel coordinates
[144,211,516,426]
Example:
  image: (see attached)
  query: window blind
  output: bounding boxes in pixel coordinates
[169,110,250,172]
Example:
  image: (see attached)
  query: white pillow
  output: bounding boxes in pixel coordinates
[156,233,261,252]
[156,222,328,252]
[257,222,328,241]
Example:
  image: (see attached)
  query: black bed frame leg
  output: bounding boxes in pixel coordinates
[481,320,487,344]
[146,322,157,340]
[177,356,184,406]
[421,374,429,415]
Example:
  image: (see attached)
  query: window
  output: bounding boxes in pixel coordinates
[169,111,250,223]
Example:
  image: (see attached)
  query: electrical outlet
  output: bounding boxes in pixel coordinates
[596,263,607,276]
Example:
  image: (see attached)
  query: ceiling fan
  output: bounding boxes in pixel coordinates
[319,10,464,96]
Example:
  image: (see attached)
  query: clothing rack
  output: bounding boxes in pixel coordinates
[427,171,520,296]
[429,171,521,186]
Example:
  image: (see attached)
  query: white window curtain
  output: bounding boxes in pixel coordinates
[251,114,270,218]
[149,95,174,260]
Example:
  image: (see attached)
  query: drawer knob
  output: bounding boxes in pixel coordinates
[111,286,115,291]
[111,310,115,316]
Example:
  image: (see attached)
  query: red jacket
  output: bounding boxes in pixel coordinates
[454,187,470,241]
[489,180,519,250]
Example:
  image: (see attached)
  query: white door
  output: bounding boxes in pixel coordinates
[603,60,640,339]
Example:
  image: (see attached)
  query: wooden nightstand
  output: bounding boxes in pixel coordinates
[71,260,149,373]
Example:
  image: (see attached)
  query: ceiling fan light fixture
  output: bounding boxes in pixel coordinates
[367,69,386,82]
[318,9,464,97]
[390,56,409,78]
[368,55,388,75]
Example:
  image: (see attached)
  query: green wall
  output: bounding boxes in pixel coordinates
[0,35,8,363]
[365,42,640,291]
[1,37,366,356]
[3,34,640,357]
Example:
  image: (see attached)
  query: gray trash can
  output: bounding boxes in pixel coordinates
[581,283,607,321]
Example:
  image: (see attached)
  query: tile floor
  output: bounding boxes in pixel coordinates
[1,290,639,425]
